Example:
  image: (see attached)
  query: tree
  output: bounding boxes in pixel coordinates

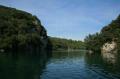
[84,14,120,52]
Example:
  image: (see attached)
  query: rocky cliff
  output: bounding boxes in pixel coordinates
[85,14,120,54]
[101,41,117,53]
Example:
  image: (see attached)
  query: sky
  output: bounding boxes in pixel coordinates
[0,0,120,40]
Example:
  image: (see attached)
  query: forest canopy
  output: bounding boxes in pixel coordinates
[0,5,49,53]
[50,37,85,50]
[84,15,120,52]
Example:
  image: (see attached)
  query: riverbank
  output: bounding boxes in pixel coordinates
[52,49,87,52]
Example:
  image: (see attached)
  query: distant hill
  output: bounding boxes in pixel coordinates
[0,5,51,53]
[49,37,85,51]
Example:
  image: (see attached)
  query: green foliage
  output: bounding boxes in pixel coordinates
[84,15,120,52]
[0,5,48,52]
[49,37,85,50]
[84,33,103,52]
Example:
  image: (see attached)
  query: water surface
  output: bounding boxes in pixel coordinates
[0,51,120,79]
[40,51,120,79]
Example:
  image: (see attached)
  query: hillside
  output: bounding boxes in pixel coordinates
[84,15,120,52]
[50,37,85,51]
[0,5,51,53]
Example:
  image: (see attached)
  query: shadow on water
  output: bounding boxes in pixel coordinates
[0,50,51,79]
[51,51,84,59]
[1,50,120,79]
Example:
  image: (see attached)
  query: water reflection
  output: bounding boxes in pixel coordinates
[1,51,120,79]
[41,51,120,79]
[40,51,86,79]
[101,52,117,64]
[0,51,50,79]
[85,53,120,79]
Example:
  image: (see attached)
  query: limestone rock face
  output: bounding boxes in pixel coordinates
[101,41,117,53]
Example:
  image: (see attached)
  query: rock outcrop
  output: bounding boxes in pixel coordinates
[101,41,117,53]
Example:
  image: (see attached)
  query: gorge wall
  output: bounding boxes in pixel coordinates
[85,14,120,54]
[0,5,52,54]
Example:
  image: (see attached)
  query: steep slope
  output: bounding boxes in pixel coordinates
[0,5,51,53]
[84,15,120,53]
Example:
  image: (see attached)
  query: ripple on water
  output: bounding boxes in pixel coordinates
[40,51,120,79]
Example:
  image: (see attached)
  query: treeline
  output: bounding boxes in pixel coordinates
[84,15,120,52]
[0,5,51,53]
[49,37,85,50]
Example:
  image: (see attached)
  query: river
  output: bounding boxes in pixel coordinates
[40,51,120,79]
[0,51,120,79]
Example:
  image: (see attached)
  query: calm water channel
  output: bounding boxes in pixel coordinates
[40,51,120,79]
[0,51,120,79]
